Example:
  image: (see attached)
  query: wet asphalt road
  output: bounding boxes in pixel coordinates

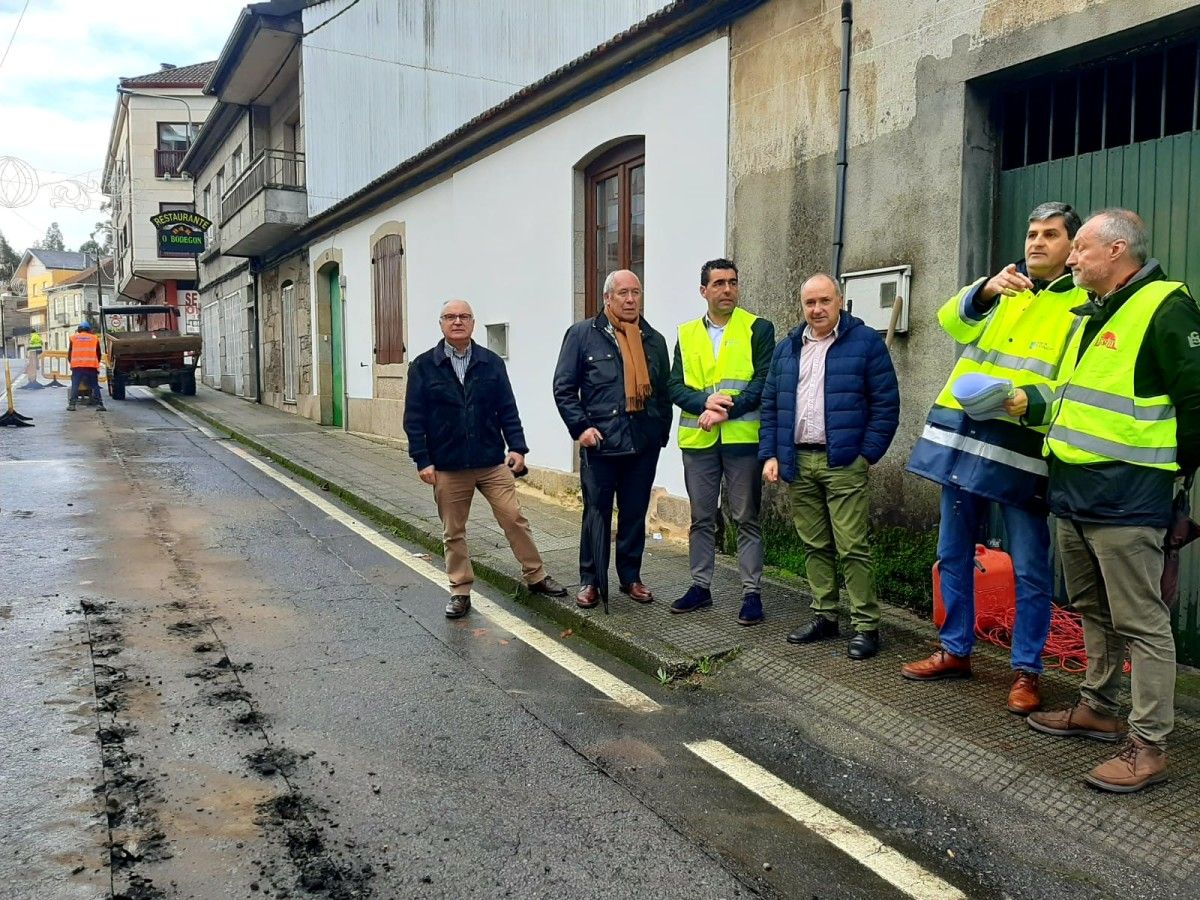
[0,384,983,899]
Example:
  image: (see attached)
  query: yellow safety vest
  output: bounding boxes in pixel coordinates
[29,333,42,350]
[1045,280,1183,470]
[677,306,760,449]
[933,273,1088,432]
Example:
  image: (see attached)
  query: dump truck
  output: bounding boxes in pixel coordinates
[101,305,201,400]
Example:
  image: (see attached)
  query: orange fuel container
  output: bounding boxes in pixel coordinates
[932,544,1017,630]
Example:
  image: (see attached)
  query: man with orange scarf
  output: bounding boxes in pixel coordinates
[553,269,672,609]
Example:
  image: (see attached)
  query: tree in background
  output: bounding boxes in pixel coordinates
[78,217,114,258]
[0,230,19,280]
[33,222,66,252]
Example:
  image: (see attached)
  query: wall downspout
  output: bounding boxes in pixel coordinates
[251,268,262,404]
[831,1,853,279]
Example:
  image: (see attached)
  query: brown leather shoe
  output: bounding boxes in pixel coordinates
[1084,737,1167,793]
[445,595,470,618]
[1027,701,1124,742]
[576,585,600,609]
[901,649,972,681]
[529,576,568,597]
[620,582,654,604]
[1006,672,1041,715]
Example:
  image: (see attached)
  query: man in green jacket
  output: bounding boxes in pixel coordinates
[1013,209,1200,793]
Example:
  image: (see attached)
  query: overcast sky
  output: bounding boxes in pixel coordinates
[0,0,249,254]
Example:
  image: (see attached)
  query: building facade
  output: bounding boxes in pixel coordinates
[45,262,114,352]
[102,62,217,312]
[8,249,89,349]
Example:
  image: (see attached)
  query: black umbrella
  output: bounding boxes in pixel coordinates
[581,448,609,614]
[1162,475,1200,609]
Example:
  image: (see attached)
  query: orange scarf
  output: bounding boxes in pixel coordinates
[604,308,652,412]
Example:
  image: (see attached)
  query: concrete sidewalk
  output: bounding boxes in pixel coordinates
[160,385,1200,882]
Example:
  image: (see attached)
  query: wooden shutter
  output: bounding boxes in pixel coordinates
[372,234,405,364]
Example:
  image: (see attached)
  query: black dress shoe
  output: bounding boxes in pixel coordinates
[529,576,568,597]
[848,630,880,660]
[445,595,471,618]
[787,616,840,644]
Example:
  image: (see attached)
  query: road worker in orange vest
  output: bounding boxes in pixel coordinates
[67,322,105,412]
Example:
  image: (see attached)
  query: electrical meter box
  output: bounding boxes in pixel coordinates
[841,265,911,335]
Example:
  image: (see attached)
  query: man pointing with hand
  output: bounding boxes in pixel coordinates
[904,202,1089,713]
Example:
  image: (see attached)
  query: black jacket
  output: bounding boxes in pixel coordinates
[1032,262,1200,525]
[552,313,672,456]
[403,340,529,472]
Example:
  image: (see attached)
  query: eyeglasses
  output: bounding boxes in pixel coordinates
[440,313,474,322]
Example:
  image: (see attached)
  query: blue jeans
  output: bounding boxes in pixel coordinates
[937,486,1052,672]
[69,368,101,404]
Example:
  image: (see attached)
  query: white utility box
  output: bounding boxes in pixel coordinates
[841,265,911,335]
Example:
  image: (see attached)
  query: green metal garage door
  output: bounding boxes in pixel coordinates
[996,134,1200,663]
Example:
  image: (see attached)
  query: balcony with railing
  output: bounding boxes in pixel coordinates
[155,148,188,178]
[219,149,307,257]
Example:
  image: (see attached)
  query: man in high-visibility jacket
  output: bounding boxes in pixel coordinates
[903,202,1087,713]
[67,321,105,412]
[668,258,775,625]
[1018,209,1200,793]
[28,331,42,354]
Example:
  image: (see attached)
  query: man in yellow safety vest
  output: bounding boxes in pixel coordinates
[669,258,775,625]
[1020,209,1200,793]
[903,202,1088,713]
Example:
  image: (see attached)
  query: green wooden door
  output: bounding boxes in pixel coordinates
[997,132,1200,663]
[329,267,344,428]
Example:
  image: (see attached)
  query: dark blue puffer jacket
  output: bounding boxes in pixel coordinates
[758,313,900,482]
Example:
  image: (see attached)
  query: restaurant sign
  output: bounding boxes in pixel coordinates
[150,210,212,255]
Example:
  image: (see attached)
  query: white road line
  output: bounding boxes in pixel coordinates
[153,394,660,712]
[685,740,966,900]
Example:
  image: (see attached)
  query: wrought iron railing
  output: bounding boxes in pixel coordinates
[220,149,306,224]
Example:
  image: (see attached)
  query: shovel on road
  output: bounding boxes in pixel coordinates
[0,359,33,427]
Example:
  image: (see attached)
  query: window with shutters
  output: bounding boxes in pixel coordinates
[372,233,405,364]
[584,139,645,318]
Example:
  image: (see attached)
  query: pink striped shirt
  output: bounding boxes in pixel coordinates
[794,321,839,444]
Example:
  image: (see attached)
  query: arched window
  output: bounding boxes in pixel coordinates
[584,138,645,317]
[372,233,405,364]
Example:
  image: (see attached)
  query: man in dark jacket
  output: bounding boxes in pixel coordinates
[1019,209,1200,793]
[404,300,567,618]
[552,270,672,609]
[760,274,899,659]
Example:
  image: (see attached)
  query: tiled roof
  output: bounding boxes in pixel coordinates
[120,61,218,88]
[27,249,89,271]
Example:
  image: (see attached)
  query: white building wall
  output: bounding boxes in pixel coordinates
[301,0,673,215]
[308,37,730,500]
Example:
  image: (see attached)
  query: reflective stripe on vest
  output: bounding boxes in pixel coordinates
[1045,280,1183,471]
[916,423,1049,477]
[932,274,1087,433]
[677,307,759,448]
[69,332,99,368]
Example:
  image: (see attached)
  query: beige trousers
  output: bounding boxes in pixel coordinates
[1057,518,1174,745]
[433,464,546,596]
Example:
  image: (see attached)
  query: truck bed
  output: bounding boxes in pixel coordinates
[106,331,202,359]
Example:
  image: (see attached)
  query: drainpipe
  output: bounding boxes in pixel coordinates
[831,1,853,279]
[250,268,262,404]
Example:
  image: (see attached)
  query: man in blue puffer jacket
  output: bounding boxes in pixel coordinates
[760,274,900,659]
